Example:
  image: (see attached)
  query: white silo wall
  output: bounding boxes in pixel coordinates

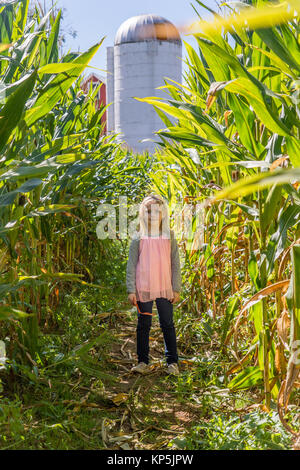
[106,47,115,133]
[114,40,182,154]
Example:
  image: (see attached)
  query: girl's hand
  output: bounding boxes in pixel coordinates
[128,293,137,306]
[171,291,180,304]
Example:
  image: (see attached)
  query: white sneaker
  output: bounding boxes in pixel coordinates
[167,363,180,375]
[131,362,151,374]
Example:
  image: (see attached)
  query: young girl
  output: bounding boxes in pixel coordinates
[126,193,182,375]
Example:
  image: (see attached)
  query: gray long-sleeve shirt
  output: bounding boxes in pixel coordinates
[126,229,182,294]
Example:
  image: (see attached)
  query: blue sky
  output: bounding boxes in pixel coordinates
[49,0,219,81]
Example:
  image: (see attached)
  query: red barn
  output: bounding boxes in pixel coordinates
[81,72,107,134]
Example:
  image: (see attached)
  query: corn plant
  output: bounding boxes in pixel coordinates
[138,0,300,413]
[0,0,151,365]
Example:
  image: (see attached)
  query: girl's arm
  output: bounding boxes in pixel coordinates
[126,239,139,294]
[171,232,182,293]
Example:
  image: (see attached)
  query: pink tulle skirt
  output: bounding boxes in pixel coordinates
[136,235,173,302]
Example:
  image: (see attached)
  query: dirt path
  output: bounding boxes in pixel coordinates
[99,306,200,450]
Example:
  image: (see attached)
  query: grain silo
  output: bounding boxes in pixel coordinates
[106,14,182,154]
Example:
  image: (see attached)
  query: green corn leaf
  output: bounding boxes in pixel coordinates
[0,69,37,152]
[228,366,263,390]
[284,244,300,343]
[283,245,300,403]
[260,183,283,238]
[255,27,300,73]
[227,94,264,157]
[223,77,291,137]
[286,136,300,168]
[0,305,34,321]
[46,8,61,63]
[266,204,300,275]
[26,204,76,216]
[14,0,29,39]
[0,178,42,206]
[24,38,104,127]
[210,168,300,201]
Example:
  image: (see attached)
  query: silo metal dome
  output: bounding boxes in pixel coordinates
[106,14,182,154]
[114,14,181,46]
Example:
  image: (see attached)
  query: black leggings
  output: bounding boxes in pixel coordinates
[136,297,178,365]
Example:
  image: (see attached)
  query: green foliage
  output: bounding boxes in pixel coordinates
[1,0,299,450]
[139,0,300,410]
[0,283,125,449]
[171,410,293,450]
[0,0,153,366]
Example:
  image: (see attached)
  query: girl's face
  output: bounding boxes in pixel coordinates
[144,200,163,227]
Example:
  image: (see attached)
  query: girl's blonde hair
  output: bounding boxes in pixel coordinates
[138,192,170,237]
